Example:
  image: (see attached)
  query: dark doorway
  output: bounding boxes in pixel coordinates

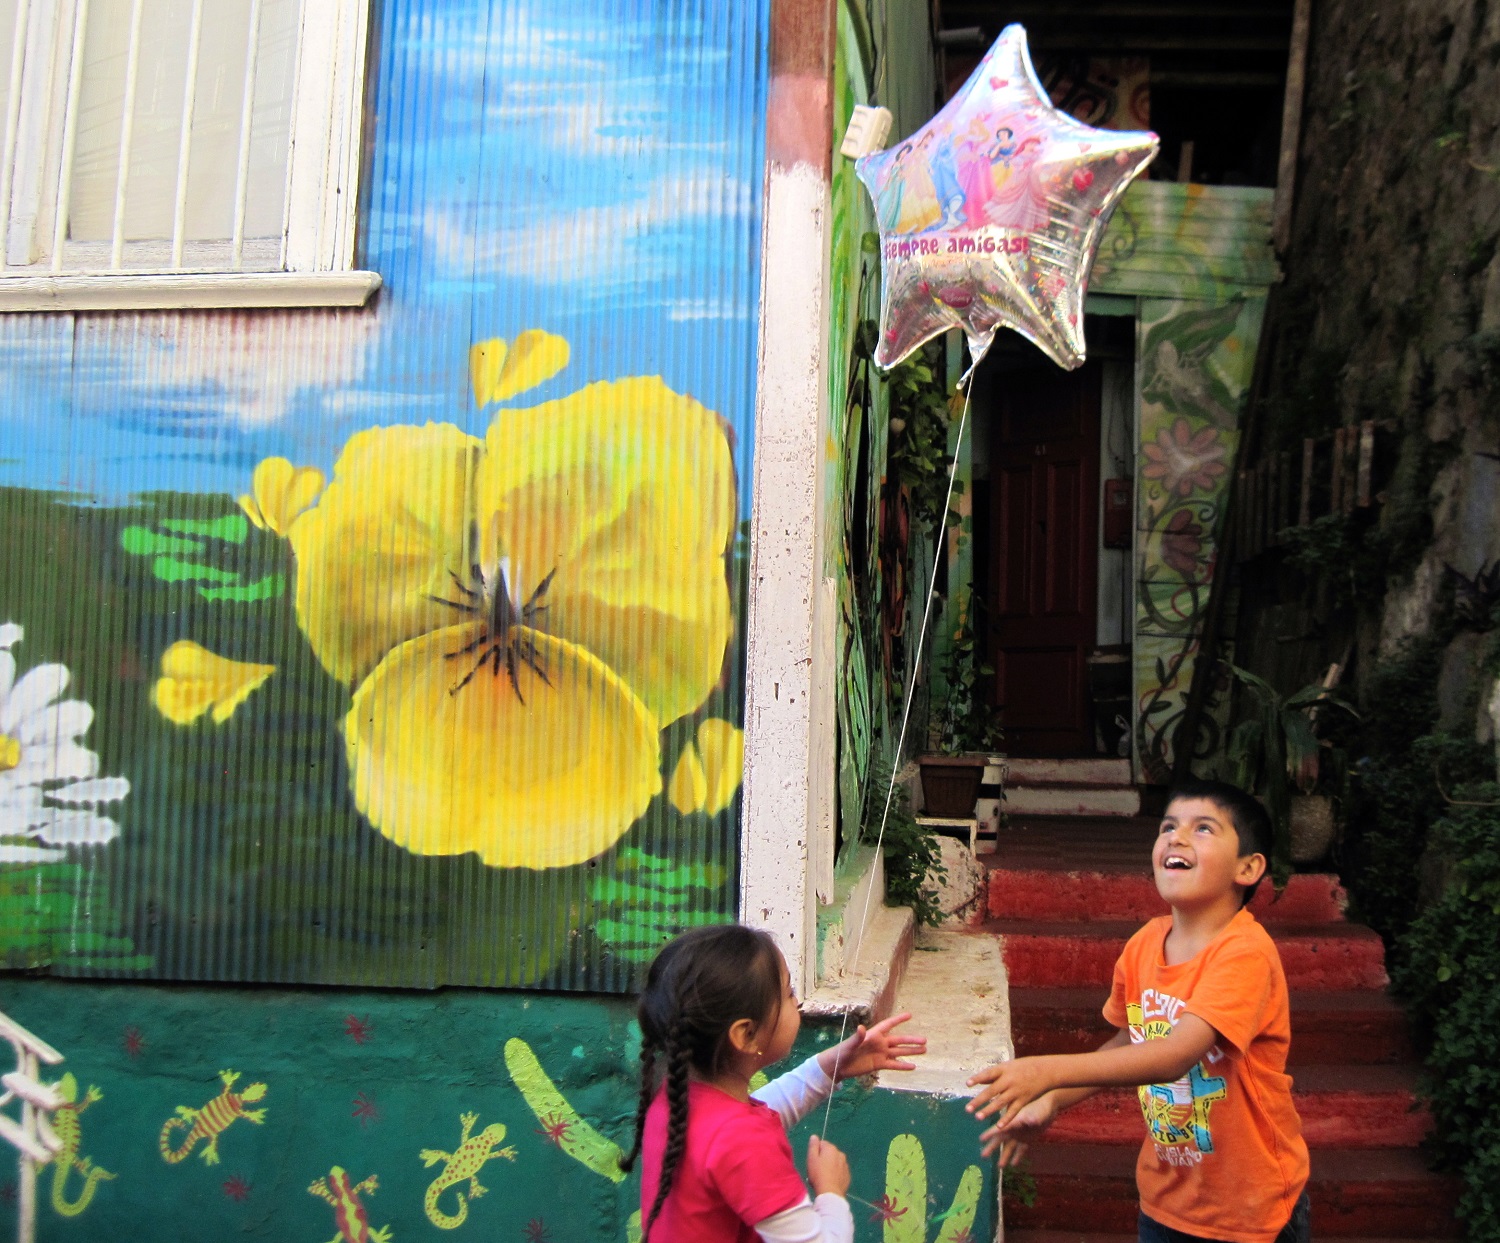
[985,357,1102,756]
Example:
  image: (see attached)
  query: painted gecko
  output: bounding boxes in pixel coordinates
[48,1073,116,1217]
[308,1166,392,1243]
[158,1069,268,1165]
[419,1112,516,1229]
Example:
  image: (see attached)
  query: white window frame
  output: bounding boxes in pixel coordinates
[0,0,380,311]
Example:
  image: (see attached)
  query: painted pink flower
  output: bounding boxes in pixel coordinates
[1142,419,1227,498]
[1160,509,1206,576]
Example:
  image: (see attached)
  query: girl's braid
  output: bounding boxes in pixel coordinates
[617,1036,658,1175]
[642,1019,693,1241]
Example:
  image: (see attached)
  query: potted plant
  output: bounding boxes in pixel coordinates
[919,620,1003,818]
[1219,663,1357,871]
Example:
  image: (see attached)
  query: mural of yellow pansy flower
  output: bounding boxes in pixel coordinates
[285,350,736,870]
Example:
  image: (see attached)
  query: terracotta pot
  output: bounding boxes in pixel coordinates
[1289,794,1337,864]
[918,755,986,818]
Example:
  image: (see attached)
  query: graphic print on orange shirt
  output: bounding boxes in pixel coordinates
[1127,992,1227,1158]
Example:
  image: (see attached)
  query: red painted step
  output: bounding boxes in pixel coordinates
[1008,1144,1462,1237]
[988,867,1347,924]
[992,919,1389,990]
[1008,986,1415,1065]
[1045,1065,1429,1147]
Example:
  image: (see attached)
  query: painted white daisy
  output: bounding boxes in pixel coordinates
[0,624,129,864]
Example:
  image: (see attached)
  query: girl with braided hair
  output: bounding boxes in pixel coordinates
[619,924,926,1242]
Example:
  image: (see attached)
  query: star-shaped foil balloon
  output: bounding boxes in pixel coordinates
[856,24,1158,371]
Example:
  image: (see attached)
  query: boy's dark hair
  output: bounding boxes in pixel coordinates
[618,924,784,1240]
[1164,776,1273,906]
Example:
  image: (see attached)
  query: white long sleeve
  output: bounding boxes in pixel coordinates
[755,1194,855,1243]
[750,1055,836,1131]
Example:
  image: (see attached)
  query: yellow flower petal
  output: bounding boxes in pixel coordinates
[288,423,481,686]
[240,457,326,537]
[237,492,269,531]
[478,377,736,724]
[696,719,744,815]
[344,623,661,869]
[668,742,708,815]
[152,640,276,725]
[470,338,509,408]
[492,329,570,402]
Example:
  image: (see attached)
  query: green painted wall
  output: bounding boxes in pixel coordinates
[0,981,994,1242]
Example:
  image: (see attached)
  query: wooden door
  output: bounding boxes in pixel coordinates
[988,362,1102,756]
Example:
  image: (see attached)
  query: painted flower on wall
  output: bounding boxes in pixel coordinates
[262,333,737,870]
[0,625,130,864]
[1158,509,1206,577]
[1142,417,1227,498]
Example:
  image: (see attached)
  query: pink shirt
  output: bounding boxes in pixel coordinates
[639,1080,810,1242]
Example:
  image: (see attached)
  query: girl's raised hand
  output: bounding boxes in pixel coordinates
[819,1011,927,1081]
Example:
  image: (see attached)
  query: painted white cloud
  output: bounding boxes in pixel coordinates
[423,173,753,288]
[70,308,383,428]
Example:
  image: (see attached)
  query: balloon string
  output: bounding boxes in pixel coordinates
[820,375,974,1140]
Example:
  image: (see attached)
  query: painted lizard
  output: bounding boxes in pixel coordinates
[48,1073,116,1217]
[419,1112,515,1229]
[308,1166,392,1243]
[158,1069,268,1165]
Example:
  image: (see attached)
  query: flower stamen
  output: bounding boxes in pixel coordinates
[442,561,558,702]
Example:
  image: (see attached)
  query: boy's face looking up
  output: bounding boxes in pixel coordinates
[1153,797,1267,911]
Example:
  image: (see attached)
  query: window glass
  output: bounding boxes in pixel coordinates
[69,0,300,248]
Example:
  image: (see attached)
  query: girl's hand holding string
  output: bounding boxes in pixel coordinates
[805,1135,850,1197]
[816,1011,927,1081]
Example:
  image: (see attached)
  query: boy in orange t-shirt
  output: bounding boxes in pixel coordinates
[967,777,1310,1243]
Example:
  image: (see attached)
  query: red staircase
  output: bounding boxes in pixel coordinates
[985,815,1460,1242]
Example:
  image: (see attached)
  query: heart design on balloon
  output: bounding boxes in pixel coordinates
[855,24,1158,371]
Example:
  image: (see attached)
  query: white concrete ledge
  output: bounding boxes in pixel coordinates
[802,902,915,1023]
[875,928,1011,1098]
[0,270,382,311]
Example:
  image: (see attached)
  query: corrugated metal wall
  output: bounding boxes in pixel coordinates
[0,0,768,992]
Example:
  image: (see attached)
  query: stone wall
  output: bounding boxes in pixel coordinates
[1243,0,1500,736]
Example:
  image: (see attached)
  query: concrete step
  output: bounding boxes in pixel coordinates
[1006,785,1143,817]
[1008,987,1415,1066]
[1008,1144,1462,1236]
[989,919,1389,990]
[1045,1065,1429,1148]
[1007,758,1133,785]
[988,866,1348,924]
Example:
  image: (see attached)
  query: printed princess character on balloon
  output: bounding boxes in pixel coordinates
[855,23,1157,372]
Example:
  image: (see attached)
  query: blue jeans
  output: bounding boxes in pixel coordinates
[1138,1189,1310,1243]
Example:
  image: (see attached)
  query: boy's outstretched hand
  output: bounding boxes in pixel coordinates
[978,1094,1057,1165]
[818,1011,927,1081]
[965,1056,1058,1126]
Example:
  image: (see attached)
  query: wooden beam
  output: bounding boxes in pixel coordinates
[1272,0,1312,252]
[1357,421,1375,507]
[1299,437,1314,525]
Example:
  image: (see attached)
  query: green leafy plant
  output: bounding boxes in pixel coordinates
[1217,664,1357,879]
[863,759,946,927]
[886,336,955,537]
[1390,790,1500,1241]
[936,619,1002,756]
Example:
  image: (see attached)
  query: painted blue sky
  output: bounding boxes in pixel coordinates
[0,0,767,506]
